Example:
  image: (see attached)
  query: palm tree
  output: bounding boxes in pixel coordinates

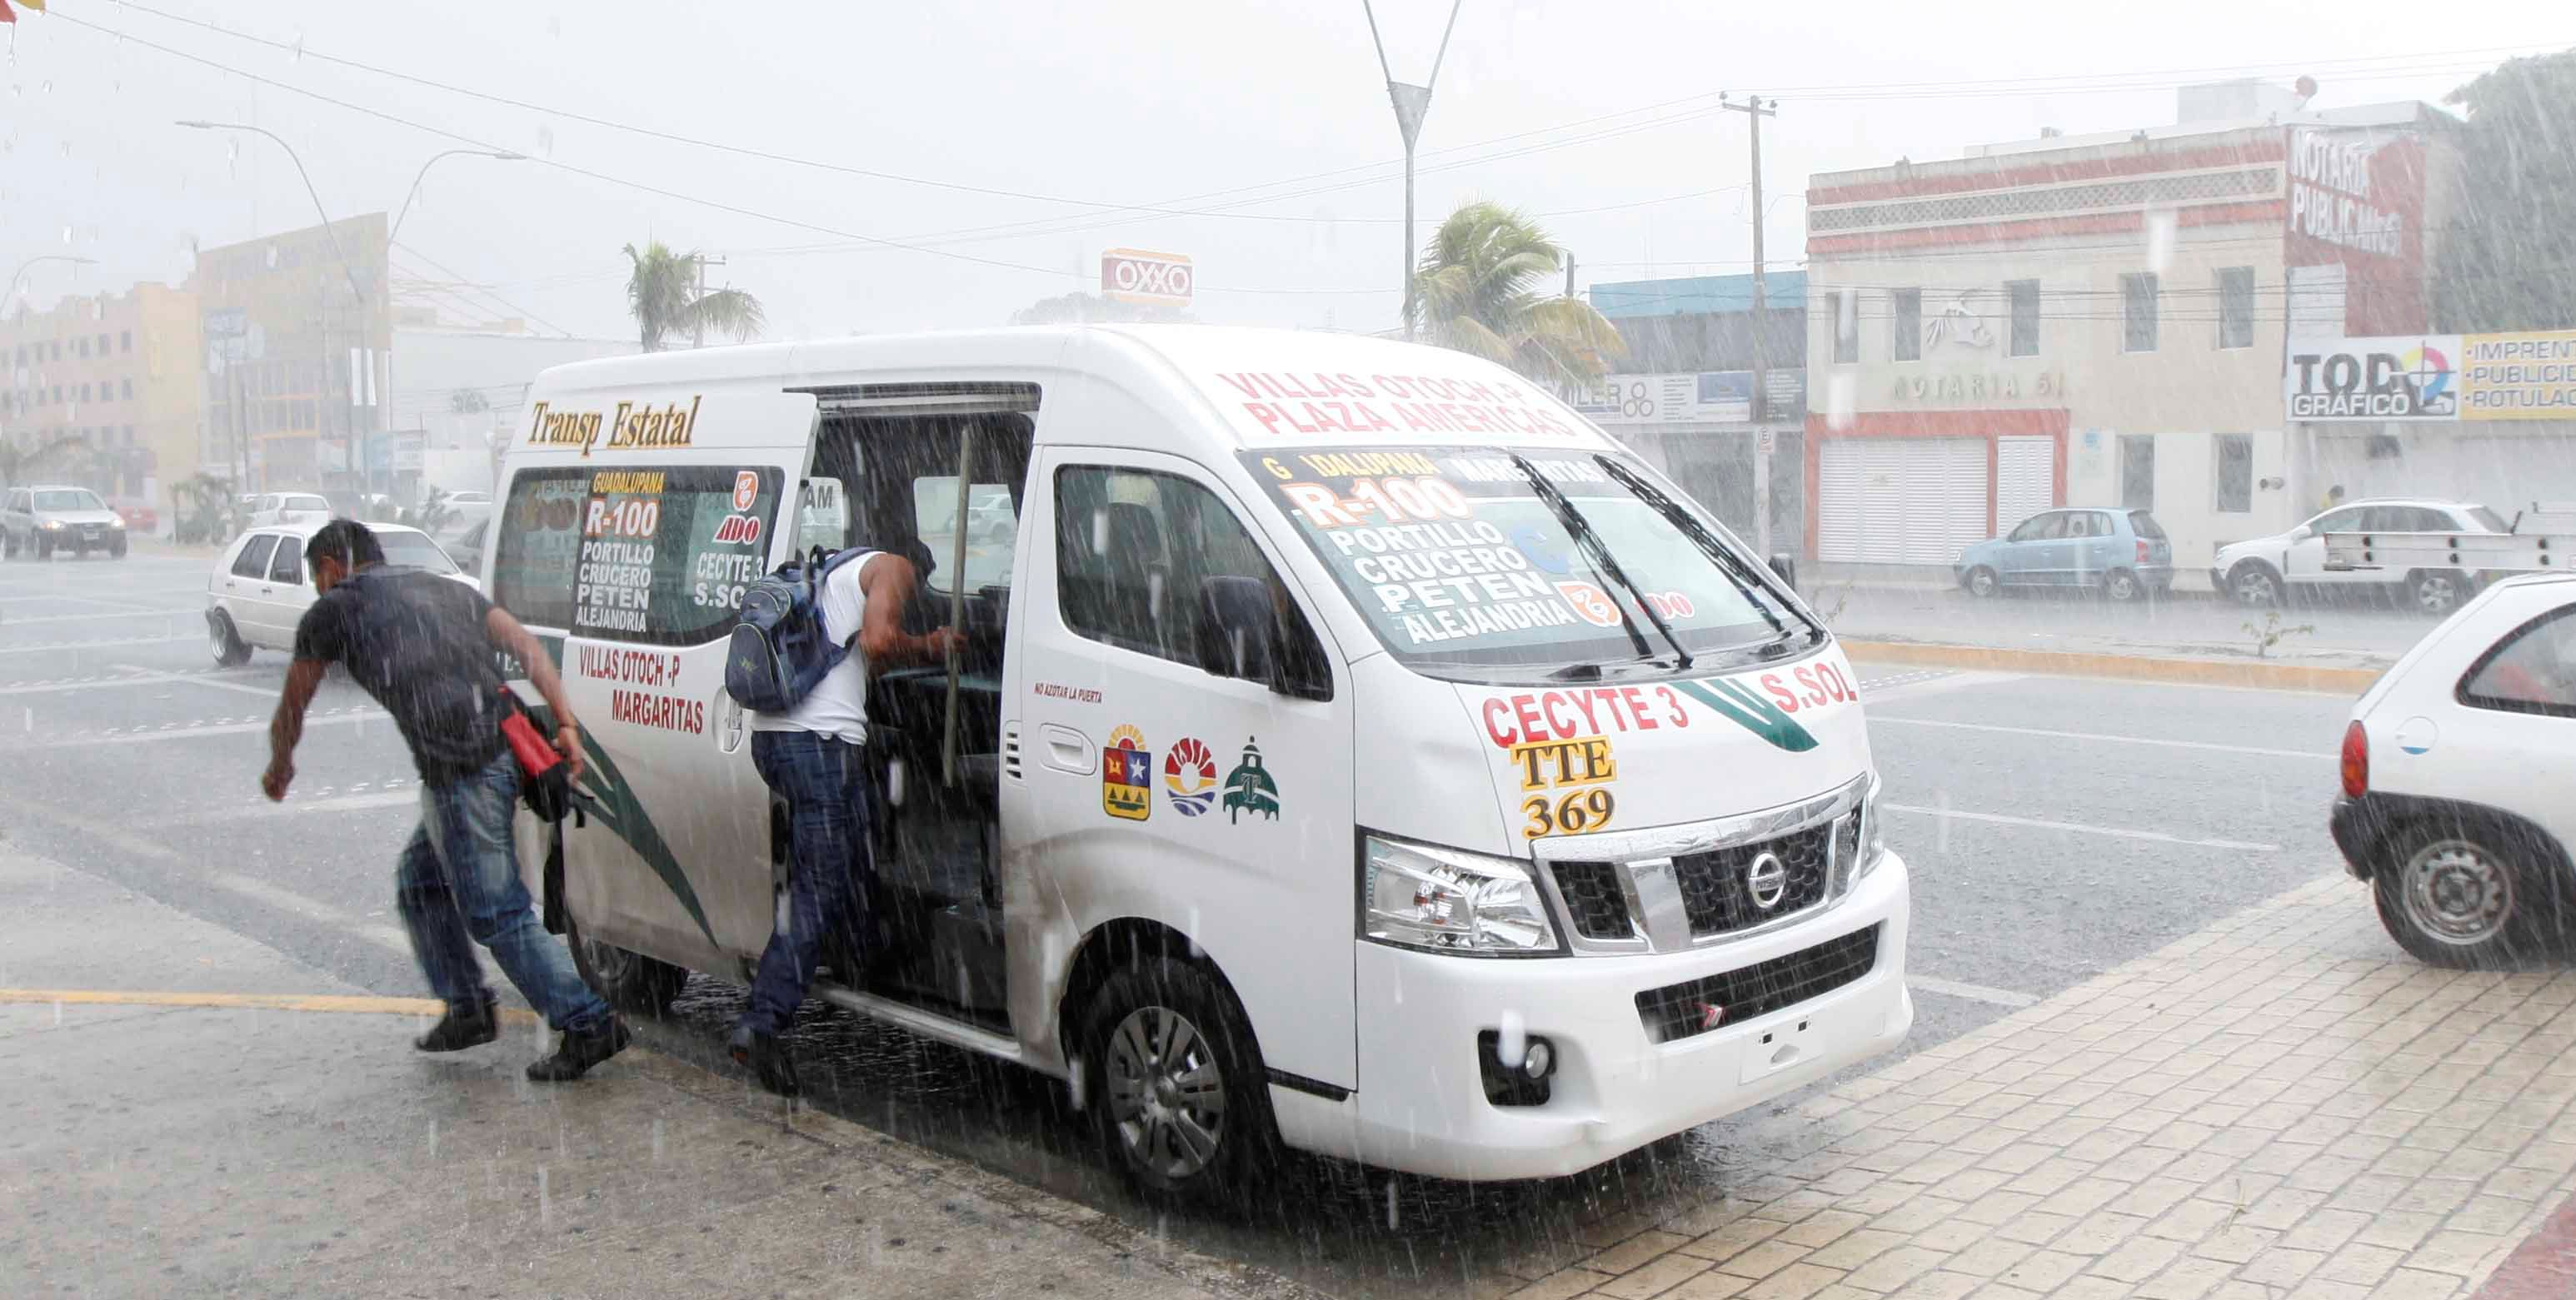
[622,241,767,352]
[1411,201,1626,389]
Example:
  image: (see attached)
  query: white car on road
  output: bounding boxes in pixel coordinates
[244,492,336,530]
[2333,573,2576,967]
[2213,498,2507,615]
[204,520,477,666]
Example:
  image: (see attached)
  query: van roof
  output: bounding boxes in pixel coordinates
[530,324,1617,453]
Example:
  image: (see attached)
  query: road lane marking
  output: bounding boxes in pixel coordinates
[27,709,386,749]
[209,872,415,954]
[160,790,420,824]
[1880,802,2279,852]
[1870,715,2334,760]
[1910,976,2039,1009]
[0,989,536,1024]
[0,634,203,655]
[0,594,177,614]
[0,669,278,698]
[0,609,200,625]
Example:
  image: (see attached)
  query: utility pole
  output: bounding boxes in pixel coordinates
[692,253,727,350]
[1361,0,1465,341]
[1724,93,1779,559]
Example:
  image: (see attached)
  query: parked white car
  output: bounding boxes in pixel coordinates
[244,491,335,531]
[2333,573,2576,967]
[204,520,477,666]
[2214,498,2507,615]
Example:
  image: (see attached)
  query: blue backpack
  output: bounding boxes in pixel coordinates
[724,545,874,713]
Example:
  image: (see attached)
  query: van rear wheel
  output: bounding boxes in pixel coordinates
[567,913,689,1016]
[1081,956,1277,1204]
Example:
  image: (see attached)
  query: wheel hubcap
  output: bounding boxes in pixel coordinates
[2109,575,2138,600]
[1104,1005,1226,1182]
[1970,571,1994,595]
[2404,840,2512,946]
[2418,576,2457,612]
[2235,571,2276,605]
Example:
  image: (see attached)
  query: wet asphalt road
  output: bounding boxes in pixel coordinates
[0,548,2385,1298]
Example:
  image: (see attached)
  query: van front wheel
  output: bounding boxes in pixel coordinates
[567,914,689,1016]
[1081,957,1277,1203]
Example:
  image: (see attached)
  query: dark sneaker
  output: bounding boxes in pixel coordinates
[728,1024,801,1098]
[414,995,499,1053]
[525,1014,632,1083]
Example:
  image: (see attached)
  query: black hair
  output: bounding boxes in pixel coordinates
[304,517,385,571]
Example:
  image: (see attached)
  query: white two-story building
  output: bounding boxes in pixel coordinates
[1802,83,2453,583]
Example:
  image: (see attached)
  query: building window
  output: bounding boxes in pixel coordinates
[122,425,136,447]
[76,338,89,359]
[97,333,110,355]
[2121,272,2159,352]
[2119,435,2156,511]
[2216,266,2255,350]
[2006,279,2039,356]
[79,383,92,403]
[121,378,132,401]
[1831,288,1858,364]
[120,330,132,353]
[1891,290,1922,362]
[2213,433,2253,512]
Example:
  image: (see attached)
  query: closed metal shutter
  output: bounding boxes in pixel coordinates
[1994,436,2054,536]
[1818,436,1988,565]
[1817,440,1866,562]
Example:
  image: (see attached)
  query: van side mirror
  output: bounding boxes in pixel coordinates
[1196,575,1332,701]
[1766,553,1797,589]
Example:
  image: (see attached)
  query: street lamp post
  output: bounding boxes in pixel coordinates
[385,148,522,504]
[1360,0,1465,341]
[6,254,97,311]
[179,120,378,496]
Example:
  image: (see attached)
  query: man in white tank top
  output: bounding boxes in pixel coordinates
[731,545,963,1096]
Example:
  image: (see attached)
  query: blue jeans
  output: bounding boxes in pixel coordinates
[397,752,612,1034]
[742,730,872,1035]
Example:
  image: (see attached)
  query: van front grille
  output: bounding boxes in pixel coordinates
[1635,924,1880,1044]
[1673,819,1838,938]
[1550,861,1633,940]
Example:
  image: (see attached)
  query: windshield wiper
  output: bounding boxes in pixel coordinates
[1507,452,1693,670]
[1592,455,1808,643]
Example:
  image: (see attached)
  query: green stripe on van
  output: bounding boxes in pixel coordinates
[1668,675,1820,754]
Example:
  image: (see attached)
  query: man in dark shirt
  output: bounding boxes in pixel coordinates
[263,519,629,1082]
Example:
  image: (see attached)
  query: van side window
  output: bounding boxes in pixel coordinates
[796,477,849,554]
[491,465,784,645]
[231,534,279,580]
[912,476,1018,595]
[1054,466,1324,680]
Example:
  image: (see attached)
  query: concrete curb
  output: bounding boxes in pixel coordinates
[1841,636,2384,695]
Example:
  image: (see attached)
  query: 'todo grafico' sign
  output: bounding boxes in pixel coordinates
[1101,249,1194,307]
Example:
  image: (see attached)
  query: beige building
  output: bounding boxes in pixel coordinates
[2,282,206,513]
[1803,85,2452,582]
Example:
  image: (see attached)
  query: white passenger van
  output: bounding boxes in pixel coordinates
[492,326,1912,1197]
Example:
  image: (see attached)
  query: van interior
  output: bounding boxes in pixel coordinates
[804,406,1034,1032]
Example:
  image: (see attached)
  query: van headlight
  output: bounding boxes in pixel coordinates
[1362,833,1562,956]
[1855,776,1890,879]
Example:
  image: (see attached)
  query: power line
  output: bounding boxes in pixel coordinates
[56,12,1395,296]
[391,242,576,336]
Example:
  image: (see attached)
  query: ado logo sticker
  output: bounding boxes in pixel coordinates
[731,470,760,511]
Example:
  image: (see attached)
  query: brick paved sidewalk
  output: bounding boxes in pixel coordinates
[1500,874,2576,1300]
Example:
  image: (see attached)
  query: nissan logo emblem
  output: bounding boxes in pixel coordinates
[1745,852,1790,910]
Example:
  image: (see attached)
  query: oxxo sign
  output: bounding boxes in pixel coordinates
[1101,248,1194,307]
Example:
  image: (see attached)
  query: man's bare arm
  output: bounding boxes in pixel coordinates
[854,555,966,668]
[262,659,328,801]
[486,605,587,784]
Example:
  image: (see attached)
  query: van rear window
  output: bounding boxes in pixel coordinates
[492,466,782,645]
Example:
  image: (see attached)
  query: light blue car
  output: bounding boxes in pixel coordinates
[1954,507,2174,601]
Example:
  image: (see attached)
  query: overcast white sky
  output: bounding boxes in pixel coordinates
[5,0,2568,343]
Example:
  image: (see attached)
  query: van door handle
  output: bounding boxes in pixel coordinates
[1040,725,1094,775]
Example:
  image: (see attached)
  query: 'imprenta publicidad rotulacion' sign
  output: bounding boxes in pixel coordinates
[2286,331,2576,421]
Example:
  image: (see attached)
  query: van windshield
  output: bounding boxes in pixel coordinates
[1241,446,1815,680]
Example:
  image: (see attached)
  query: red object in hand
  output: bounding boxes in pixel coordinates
[501,700,562,779]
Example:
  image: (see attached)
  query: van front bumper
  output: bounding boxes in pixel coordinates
[1307,852,1912,1183]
